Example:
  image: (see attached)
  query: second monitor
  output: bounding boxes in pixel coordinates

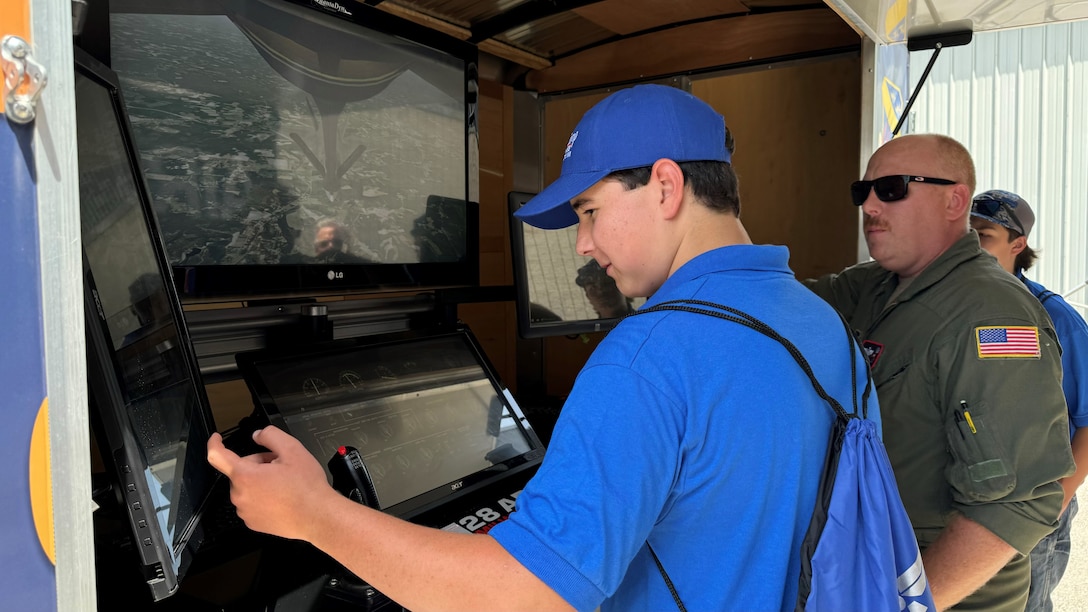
[508,191,646,339]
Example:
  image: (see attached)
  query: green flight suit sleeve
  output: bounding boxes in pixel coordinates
[934,317,1074,554]
[802,262,883,320]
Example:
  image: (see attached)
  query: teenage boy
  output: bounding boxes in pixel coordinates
[971,189,1088,612]
[208,84,876,611]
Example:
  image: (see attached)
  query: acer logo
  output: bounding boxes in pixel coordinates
[450,481,464,491]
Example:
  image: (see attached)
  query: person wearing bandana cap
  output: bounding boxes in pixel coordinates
[971,189,1088,612]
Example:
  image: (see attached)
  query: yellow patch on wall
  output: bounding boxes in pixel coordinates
[0,0,33,118]
[29,398,55,565]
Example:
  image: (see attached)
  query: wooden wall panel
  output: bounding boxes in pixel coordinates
[476,78,513,285]
[692,56,862,279]
[457,78,519,389]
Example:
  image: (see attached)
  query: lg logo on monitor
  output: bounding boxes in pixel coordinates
[327,270,344,281]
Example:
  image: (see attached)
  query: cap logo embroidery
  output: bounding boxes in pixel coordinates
[563,131,578,160]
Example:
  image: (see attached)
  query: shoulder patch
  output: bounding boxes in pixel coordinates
[861,340,884,367]
[975,326,1041,359]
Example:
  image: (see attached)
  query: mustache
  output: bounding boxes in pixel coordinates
[863,216,889,232]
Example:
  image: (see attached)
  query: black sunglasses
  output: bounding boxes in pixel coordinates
[850,175,956,206]
[972,197,1026,235]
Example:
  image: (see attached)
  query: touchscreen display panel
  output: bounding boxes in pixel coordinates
[247,334,534,511]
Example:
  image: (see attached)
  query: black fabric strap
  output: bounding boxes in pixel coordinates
[629,299,869,610]
[647,543,687,612]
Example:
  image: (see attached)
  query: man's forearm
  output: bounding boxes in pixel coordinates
[307,493,572,612]
[920,513,1016,610]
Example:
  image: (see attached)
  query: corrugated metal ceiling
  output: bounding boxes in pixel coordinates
[826,0,1088,43]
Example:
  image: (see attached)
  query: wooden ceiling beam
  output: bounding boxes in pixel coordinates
[524,7,860,93]
[468,0,607,43]
[571,0,749,36]
[375,2,553,70]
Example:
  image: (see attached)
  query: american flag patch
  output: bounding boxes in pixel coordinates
[976,326,1041,358]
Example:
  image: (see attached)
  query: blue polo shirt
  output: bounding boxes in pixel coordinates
[1020,273,1088,436]
[490,245,880,612]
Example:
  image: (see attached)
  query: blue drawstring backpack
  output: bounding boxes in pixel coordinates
[798,415,933,612]
[636,300,935,612]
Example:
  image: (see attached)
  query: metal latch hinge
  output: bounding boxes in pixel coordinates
[2,35,48,125]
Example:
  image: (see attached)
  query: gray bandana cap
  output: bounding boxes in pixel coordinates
[971,189,1035,238]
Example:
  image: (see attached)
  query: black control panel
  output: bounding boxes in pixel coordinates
[229,328,546,611]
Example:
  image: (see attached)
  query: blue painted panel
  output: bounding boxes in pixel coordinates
[0,119,57,609]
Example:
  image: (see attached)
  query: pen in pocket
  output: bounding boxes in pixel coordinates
[959,400,977,434]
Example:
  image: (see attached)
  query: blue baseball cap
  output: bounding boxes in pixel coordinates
[514,84,730,229]
[971,189,1035,238]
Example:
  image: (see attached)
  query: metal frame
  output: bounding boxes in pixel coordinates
[29,0,96,608]
[186,295,439,383]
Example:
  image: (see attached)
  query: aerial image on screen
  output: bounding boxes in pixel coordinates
[110,0,469,270]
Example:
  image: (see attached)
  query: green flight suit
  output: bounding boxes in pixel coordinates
[807,231,1074,612]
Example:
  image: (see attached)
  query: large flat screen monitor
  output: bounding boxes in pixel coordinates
[107,0,479,299]
[76,47,220,602]
[235,328,545,520]
[508,191,646,338]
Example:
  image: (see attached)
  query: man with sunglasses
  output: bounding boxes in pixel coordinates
[806,134,1074,612]
[971,189,1088,612]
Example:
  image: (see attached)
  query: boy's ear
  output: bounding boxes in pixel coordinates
[1010,234,1027,256]
[651,159,685,220]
